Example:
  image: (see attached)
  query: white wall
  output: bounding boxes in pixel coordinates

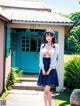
[56,28,64,91]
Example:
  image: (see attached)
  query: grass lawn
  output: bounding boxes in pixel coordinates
[51,87,72,106]
[55,89,72,106]
[64,54,80,63]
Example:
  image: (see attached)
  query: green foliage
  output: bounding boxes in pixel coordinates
[67,35,78,53]
[67,26,80,40]
[68,12,80,26]
[64,12,80,54]
[64,56,80,89]
[0,91,8,99]
[6,67,23,90]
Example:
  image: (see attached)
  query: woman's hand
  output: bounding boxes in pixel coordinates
[46,68,51,75]
[46,70,50,75]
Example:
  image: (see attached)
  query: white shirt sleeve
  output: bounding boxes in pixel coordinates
[39,44,44,69]
[55,44,59,54]
[49,44,59,70]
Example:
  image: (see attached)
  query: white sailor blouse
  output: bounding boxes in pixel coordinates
[39,43,59,70]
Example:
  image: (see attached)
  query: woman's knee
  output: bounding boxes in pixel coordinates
[44,86,51,94]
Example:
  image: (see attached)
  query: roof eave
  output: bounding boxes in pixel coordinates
[64,24,74,36]
[11,20,74,26]
[0,14,10,22]
[0,5,51,12]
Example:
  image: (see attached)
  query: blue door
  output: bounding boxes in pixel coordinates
[16,31,44,73]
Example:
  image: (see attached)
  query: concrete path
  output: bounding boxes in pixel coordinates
[6,90,57,106]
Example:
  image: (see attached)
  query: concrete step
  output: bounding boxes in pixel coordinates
[12,74,43,91]
[22,74,38,78]
[12,81,43,91]
[19,77,38,82]
[19,74,38,82]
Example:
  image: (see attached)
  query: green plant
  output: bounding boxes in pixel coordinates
[6,67,23,90]
[64,56,80,89]
[0,91,8,99]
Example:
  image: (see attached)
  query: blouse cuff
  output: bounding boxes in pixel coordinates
[48,67,52,71]
[42,66,44,71]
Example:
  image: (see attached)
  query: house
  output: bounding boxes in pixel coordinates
[0,0,73,93]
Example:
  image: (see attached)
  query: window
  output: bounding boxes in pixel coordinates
[21,36,30,52]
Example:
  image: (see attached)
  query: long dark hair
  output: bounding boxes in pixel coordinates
[42,30,56,48]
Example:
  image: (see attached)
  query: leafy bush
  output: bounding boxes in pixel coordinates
[6,67,23,90]
[64,56,80,89]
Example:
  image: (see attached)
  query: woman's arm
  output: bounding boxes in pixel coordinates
[55,43,59,55]
[39,44,44,69]
[39,44,46,75]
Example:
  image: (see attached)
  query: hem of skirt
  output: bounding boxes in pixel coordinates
[37,83,59,87]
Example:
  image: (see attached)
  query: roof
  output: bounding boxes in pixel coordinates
[0,0,47,9]
[0,7,6,17]
[0,0,74,26]
[0,7,9,21]
[1,7,73,26]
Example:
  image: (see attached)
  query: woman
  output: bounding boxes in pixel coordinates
[37,29,59,106]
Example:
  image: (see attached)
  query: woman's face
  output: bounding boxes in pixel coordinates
[45,33,53,43]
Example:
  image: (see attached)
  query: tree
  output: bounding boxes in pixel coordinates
[64,12,80,54]
[68,12,80,26]
[67,35,78,53]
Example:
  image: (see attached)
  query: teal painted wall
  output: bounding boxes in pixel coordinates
[6,26,10,57]
[11,29,17,67]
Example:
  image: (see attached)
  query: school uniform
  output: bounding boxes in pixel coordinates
[37,43,59,87]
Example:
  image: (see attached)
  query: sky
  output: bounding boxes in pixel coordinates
[43,0,80,14]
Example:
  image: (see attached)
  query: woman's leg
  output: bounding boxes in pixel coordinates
[46,86,52,106]
[43,86,52,106]
[43,86,48,106]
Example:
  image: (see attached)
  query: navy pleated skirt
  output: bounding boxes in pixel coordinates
[37,57,59,87]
